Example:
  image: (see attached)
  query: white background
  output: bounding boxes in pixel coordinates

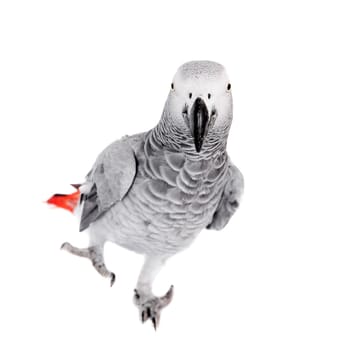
[1,0,349,349]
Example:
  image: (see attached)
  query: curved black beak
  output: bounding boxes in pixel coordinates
[189,97,209,152]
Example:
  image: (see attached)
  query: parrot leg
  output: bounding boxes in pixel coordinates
[60,242,90,257]
[61,242,116,287]
[133,255,174,330]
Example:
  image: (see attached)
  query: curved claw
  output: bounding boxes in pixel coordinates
[160,285,174,307]
[151,315,159,330]
[110,273,116,287]
[136,285,174,330]
[60,242,70,250]
[141,307,151,323]
[133,289,141,306]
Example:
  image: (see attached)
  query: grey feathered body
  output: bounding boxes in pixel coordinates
[89,129,231,256]
[85,119,241,255]
[79,65,244,258]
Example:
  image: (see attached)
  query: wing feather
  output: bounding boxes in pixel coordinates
[79,136,140,231]
[207,161,244,230]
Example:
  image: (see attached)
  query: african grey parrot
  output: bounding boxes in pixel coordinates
[47,60,244,329]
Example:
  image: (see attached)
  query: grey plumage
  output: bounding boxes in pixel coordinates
[206,162,244,230]
[59,60,244,329]
[80,139,137,231]
[87,130,232,255]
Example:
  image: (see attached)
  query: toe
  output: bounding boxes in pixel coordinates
[110,273,116,287]
[141,308,150,323]
[151,312,160,331]
[160,285,174,307]
[151,316,157,330]
[60,242,70,250]
[133,289,141,305]
[136,286,174,329]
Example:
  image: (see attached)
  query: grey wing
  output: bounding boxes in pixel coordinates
[207,161,244,231]
[79,136,139,232]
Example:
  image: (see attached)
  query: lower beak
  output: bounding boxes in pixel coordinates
[189,97,209,152]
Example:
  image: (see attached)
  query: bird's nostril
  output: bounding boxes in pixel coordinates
[208,93,211,99]
[182,105,188,118]
[209,108,218,128]
[182,104,190,128]
[189,92,192,99]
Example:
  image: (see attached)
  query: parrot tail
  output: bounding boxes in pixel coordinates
[46,184,81,213]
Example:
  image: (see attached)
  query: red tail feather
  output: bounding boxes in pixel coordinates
[47,190,80,213]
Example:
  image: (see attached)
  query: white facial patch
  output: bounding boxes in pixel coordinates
[168,61,232,130]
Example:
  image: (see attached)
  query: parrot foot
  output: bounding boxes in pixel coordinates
[61,242,116,287]
[133,285,174,330]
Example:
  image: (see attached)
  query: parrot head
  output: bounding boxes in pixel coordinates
[164,61,233,153]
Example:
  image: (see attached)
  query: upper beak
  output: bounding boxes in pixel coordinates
[189,97,209,152]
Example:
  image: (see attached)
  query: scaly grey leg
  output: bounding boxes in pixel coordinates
[133,255,174,330]
[60,242,90,258]
[61,242,115,286]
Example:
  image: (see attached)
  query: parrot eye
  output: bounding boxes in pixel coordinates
[208,93,211,99]
[227,83,231,91]
[171,83,174,90]
[189,92,192,99]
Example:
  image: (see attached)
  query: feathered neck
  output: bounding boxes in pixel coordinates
[149,103,229,160]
